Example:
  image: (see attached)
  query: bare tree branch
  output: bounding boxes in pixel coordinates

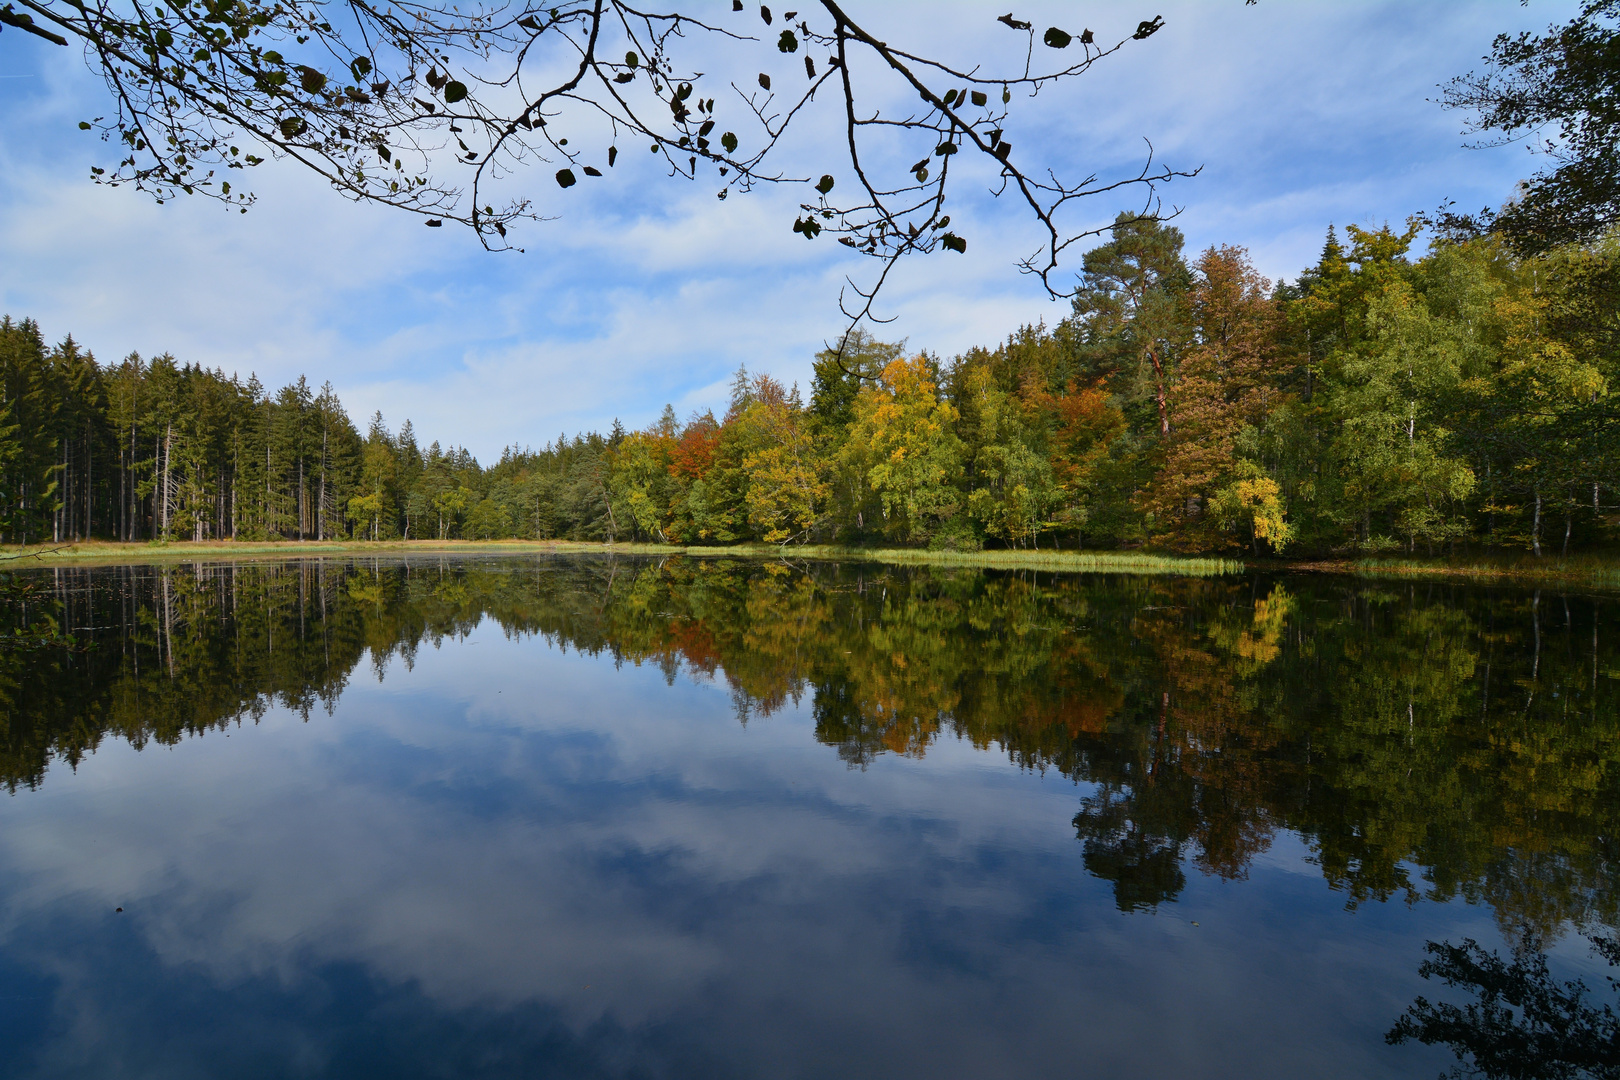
[7,0,1195,335]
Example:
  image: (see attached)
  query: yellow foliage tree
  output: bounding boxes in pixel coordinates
[1210,461,1293,553]
[843,357,963,543]
[741,397,827,544]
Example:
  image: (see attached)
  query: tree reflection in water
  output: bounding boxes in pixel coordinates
[1387,933,1618,1080]
[4,554,1617,1072]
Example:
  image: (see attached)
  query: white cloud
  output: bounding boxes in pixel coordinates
[0,1,1583,458]
[0,624,1478,1076]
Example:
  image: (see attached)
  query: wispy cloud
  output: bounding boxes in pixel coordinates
[0,1,1578,458]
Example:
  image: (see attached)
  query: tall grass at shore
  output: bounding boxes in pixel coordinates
[1351,552,1620,588]
[0,539,1243,576]
[13,538,1619,585]
[742,545,1244,576]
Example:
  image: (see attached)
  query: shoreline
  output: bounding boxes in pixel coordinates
[2,539,1616,586]
[0,540,1240,577]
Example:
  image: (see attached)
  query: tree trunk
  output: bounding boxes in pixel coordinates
[318,425,328,541]
[54,439,64,543]
[162,425,172,539]
[84,420,93,540]
[1532,490,1542,557]
[1486,460,1494,544]
[1147,344,1170,436]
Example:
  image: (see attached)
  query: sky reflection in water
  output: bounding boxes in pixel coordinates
[0,556,1614,1079]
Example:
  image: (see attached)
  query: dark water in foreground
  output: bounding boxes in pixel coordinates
[0,556,1616,1079]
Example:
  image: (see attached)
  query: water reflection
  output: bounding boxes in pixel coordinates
[1386,931,1619,1079]
[1,555,1616,1077]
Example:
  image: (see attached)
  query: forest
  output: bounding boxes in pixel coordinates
[5,216,1617,558]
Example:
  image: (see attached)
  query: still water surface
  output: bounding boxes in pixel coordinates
[1,556,1616,1079]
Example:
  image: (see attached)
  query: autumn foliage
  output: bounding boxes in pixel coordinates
[5,213,1616,555]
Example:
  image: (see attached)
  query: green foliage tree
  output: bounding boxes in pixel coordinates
[0,318,63,543]
[957,363,1054,548]
[1069,213,1193,438]
[348,412,399,541]
[1445,1,1620,252]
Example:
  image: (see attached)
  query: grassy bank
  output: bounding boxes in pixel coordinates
[760,545,1244,576]
[8,539,1615,585]
[1271,552,1620,588]
[1342,552,1620,588]
[0,538,666,568]
[0,539,1242,576]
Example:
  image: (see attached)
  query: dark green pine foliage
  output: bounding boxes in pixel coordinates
[0,318,66,542]
[0,320,371,543]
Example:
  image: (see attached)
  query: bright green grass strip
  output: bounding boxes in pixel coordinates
[677,544,1244,577]
[2,539,1243,576]
[0,539,670,566]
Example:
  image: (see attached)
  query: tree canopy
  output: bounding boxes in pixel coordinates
[3,210,1616,555]
[1444,0,1620,252]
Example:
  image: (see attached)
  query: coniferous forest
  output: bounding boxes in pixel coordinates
[6,218,1618,556]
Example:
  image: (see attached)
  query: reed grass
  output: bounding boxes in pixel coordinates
[0,538,670,567]
[1350,552,1620,588]
[740,545,1244,576]
[0,538,1243,577]
[15,538,1618,584]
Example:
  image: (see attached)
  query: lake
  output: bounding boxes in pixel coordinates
[1,555,1615,1079]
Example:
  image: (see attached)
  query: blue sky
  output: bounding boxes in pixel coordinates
[0,1,1581,460]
